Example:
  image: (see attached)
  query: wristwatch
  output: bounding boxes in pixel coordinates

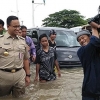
[26,74,31,77]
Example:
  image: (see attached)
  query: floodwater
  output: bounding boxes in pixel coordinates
[0,65,83,100]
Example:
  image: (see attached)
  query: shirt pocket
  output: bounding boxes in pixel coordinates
[18,45,25,54]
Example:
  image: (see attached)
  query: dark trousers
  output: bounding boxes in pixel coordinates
[82,96,100,100]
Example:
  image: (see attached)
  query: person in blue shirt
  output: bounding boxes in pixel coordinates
[77,28,100,100]
[20,26,36,63]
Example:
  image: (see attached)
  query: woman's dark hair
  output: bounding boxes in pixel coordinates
[7,16,18,25]
[39,33,48,41]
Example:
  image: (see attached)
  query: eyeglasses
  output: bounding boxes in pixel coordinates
[13,26,20,28]
[10,25,20,29]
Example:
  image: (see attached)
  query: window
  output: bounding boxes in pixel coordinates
[55,30,80,47]
[32,31,38,39]
[39,29,80,47]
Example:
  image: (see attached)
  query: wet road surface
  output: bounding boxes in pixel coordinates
[0,65,83,100]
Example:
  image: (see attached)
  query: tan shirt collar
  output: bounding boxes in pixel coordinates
[4,32,19,39]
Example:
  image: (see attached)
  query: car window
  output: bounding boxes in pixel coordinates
[39,30,80,47]
[32,31,38,39]
[27,29,33,37]
[27,30,31,35]
[55,30,80,47]
[39,30,50,37]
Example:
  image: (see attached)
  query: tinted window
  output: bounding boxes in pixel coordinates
[39,30,50,36]
[27,29,33,37]
[55,30,80,47]
[39,30,80,47]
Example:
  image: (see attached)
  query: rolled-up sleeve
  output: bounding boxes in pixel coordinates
[30,38,36,56]
[24,44,30,60]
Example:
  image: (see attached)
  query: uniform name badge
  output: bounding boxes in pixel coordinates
[18,46,24,59]
[19,52,23,59]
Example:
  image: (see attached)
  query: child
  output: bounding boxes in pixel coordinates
[34,34,61,82]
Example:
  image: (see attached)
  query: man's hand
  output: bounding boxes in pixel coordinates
[34,76,38,82]
[58,70,61,77]
[32,56,36,62]
[25,76,30,86]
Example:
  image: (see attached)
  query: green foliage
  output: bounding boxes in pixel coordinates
[42,9,88,28]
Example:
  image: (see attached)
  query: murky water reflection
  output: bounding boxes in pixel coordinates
[0,65,83,100]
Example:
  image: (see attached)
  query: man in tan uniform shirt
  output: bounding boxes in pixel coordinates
[0,16,30,97]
